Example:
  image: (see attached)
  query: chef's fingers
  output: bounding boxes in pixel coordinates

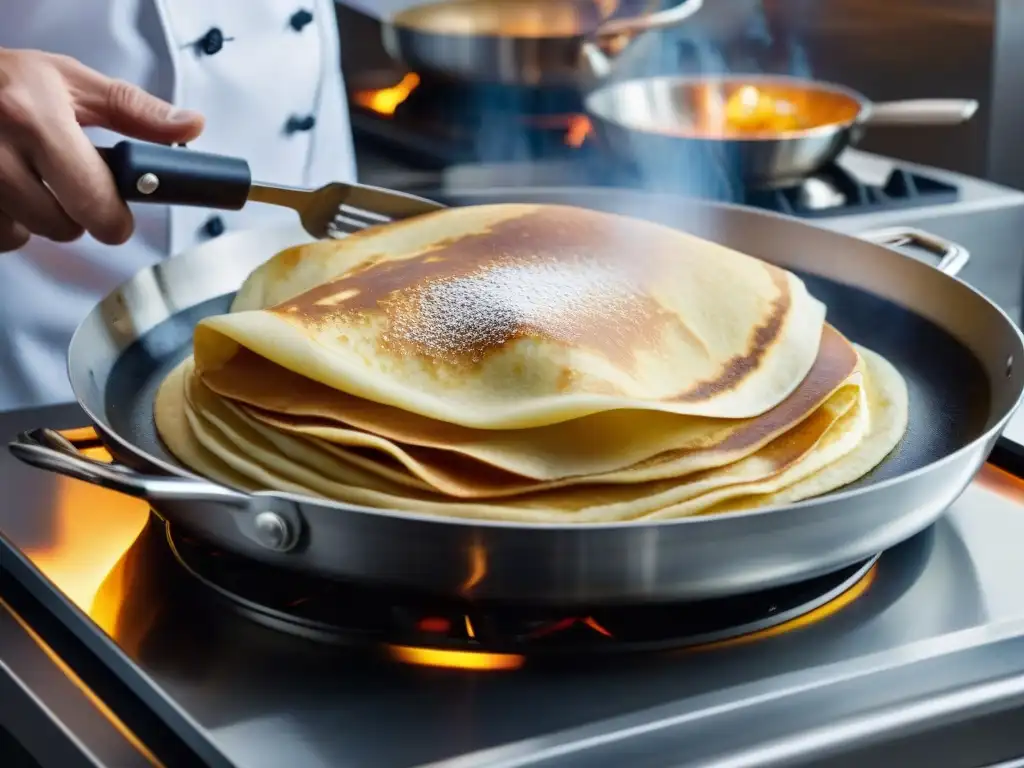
[0,52,133,243]
[8,87,134,246]
[28,122,134,245]
[60,57,205,144]
[0,212,30,254]
[0,145,84,242]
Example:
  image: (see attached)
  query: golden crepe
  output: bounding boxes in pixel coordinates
[197,324,859,494]
[699,346,909,517]
[194,204,827,429]
[156,354,872,522]
[188,357,863,502]
[155,203,911,524]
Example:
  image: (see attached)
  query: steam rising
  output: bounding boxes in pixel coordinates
[461,0,814,202]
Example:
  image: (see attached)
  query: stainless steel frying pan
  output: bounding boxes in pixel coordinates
[9,190,1023,606]
[584,74,980,187]
[382,0,704,87]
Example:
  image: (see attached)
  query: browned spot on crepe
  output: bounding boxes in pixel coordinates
[273,208,676,371]
[672,266,791,402]
[633,324,857,469]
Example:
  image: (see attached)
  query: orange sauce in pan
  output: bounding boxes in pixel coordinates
[672,82,862,140]
[723,85,805,133]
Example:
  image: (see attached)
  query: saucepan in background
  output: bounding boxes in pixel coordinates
[584,74,979,188]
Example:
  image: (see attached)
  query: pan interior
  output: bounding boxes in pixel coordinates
[106,295,230,470]
[104,271,990,499]
[586,75,863,140]
[392,0,614,38]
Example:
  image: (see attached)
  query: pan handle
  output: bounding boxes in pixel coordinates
[862,100,979,127]
[9,429,303,552]
[97,141,253,209]
[856,227,970,277]
[9,428,251,506]
[583,0,704,74]
[596,0,704,36]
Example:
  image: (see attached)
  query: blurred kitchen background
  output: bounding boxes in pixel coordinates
[337,0,1024,187]
[333,0,1024,323]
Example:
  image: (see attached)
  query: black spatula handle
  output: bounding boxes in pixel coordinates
[97,141,252,210]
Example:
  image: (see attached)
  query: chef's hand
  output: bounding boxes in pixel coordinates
[0,48,205,253]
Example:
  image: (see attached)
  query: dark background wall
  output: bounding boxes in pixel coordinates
[763,0,1024,188]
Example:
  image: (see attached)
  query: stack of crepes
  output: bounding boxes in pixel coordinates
[155,203,909,523]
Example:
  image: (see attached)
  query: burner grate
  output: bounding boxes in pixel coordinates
[168,527,878,656]
[746,166,960,218]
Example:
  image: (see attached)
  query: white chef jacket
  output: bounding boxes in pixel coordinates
[0,0,357,411]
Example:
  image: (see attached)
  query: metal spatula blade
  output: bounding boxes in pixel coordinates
[98,141,445,239]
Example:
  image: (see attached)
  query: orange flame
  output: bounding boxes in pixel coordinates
[976,463,1024,503]
[353,73,421,117]
[24,430,150,640]
[528,114,594,148]
[390,567,879,671]
[583,616,613,637]
[388,645,524,671]
[695,564,878,652]
[417,616,452,634]
[565,115,592,148]
[459,542,487,596]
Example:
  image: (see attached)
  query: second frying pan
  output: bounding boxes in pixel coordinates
[584,74,979,187]
[382,0,704,87]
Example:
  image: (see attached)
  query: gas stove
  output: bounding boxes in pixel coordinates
[7,403,1024,767]
[166,526,880,656]
[6,67,1024,767]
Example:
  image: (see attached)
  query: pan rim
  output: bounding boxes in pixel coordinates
[389,21,591,44]
[71,194,1024,533]
[585,72,866,142]
[387,0,628,42]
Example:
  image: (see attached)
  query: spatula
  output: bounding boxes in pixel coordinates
[97,141,445,238]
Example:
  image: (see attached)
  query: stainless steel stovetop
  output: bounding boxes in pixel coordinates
[6,403,1024,767]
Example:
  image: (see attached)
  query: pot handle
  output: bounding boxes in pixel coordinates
[855,227,970,277]
[862,100,979,127]
[596,0,704,36]
[9,428,250,506]
[10,429,304,553]
[582,1,704,77]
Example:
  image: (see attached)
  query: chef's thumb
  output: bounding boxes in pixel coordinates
[100,80,205,143]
